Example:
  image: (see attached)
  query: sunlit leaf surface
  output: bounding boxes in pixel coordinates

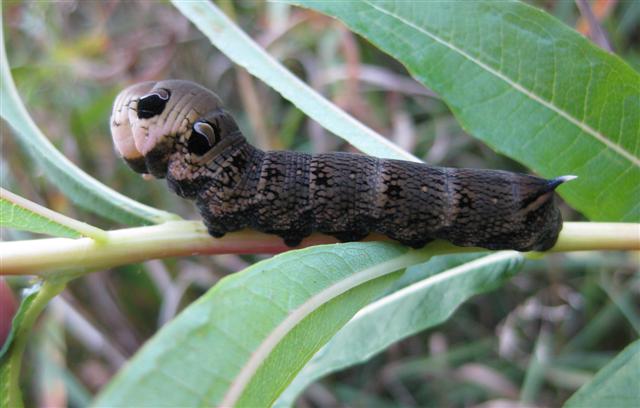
[0,196,80,239]
[0,189,106,240]
[276,251,524,405]
[94,242,435,407]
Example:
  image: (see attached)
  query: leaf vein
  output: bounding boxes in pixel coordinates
[363,0,640,167]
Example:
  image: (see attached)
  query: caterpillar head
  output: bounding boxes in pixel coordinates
[110,80,244,197]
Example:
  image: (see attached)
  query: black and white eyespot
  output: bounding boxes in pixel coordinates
[187,120,221,156]
[137,88,171,119]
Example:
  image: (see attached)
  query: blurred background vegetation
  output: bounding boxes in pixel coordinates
[1,1,638,406]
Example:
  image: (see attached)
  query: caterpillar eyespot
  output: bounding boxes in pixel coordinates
[137,88,170,119]
[111,79,574,251]
[188,121,218,156]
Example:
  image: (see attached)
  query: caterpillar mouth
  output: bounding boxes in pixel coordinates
[119,141,170,178]
[121,152,168,179]
[121,153,169,179]
[123,156,149,174]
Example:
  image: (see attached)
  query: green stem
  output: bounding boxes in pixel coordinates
[2,280,66,408]
[552,222,640,251]
[0,222,637,277]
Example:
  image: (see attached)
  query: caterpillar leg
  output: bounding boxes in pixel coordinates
[206,226,226,238]
[282,235,304,247]
[331,230,369,243]
[278,229,312,247]
[396,237,433,249]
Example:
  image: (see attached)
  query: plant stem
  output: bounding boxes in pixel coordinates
[0,222,637,277]
[552,222,640,251]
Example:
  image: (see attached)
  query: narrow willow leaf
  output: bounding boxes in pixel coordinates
[0,20,178,226]
[275,251,523,406]
[169,0,419,162]
[93,242,445,407]
[0,288,38,408]
[0,281,66,408]
[0,287,39,360]
[289,0,640,222]
[0,188,106,241]
[564,339,640,408]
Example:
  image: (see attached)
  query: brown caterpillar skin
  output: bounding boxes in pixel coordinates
[111,80,570,251]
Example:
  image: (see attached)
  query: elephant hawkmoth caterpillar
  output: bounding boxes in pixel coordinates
[111,80,573,251]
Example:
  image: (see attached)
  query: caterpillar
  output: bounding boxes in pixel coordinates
[111,80,573,251]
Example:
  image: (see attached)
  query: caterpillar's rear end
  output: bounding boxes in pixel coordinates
[374,164,571,251]
[110,79,572,252]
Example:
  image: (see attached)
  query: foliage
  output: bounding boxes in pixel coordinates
[565,339,640,407]
[0,22,177,226]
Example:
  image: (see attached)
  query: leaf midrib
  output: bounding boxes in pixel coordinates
[219,249,428,406]
[363,0,640,167]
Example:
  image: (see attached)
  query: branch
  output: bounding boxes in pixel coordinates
[1,222,638,276]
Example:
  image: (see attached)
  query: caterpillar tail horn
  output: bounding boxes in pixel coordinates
[547,175,578,190]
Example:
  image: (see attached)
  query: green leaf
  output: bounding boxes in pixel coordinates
[564,339,640,408]
[1,196,79,239]
[289,0,640,222]
[93,242,441,407]
[170,0,419,162]
[0,287,39,360]
[1,281,66,408]
[0,188,106,241]
[0,17,178,226]
[275,251,523,406]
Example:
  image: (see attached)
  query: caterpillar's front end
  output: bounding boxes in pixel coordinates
[111,81,175,178]
[110,80,249,200]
